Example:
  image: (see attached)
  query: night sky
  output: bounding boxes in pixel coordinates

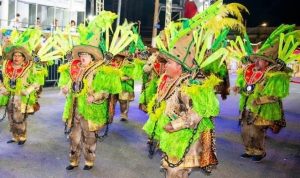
[86,0,300,34]
[224,0,300,27]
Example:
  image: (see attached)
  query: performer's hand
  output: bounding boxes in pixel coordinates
[121,76,130,81]
[164,123,174,133]
[62,86,69,95]
[232,86,239,95]
[21,90,28,96]
[252,99,259,106]
[0,87,8,95]
[87,95,95,104]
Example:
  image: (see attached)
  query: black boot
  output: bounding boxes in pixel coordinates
[120,100,129,122]
[66,165,78,170]
[252,153,266,162]
[202,166,212,175]
[7,140,16,144]
[240,153,253,159]
[120,117,128,122]
[18,140,26,145]
[83,165,93,170]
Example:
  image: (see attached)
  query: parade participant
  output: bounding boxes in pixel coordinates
[143,30,223,177]
[58,39,122,171]
[0,46,40,145]
[58,13,122,170]
[139,48,165,113]
[98,21,141,122]
[143,1,247,177]
[231,24,300,162]
[111,52,136,121]
[0,28,59,145]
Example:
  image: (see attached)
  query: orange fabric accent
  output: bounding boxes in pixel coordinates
[70,58,81,81]
[153,61,165,75]
[158,74,168,92]
[4,60,30,79]
[110,58,123,68]
[244,63,266,85]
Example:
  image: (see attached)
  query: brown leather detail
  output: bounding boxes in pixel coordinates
[255,96,278,105]
[108,94,118,123]
[199,131,218,168]
[33,102,40,112]
[254,117,273,126]
[119,92,134,101]
[139,104,147,113]
[269,119,286,134]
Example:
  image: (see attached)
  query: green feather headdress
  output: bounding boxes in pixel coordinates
[4,28,32,54]
[155,0,247,51]
[128,26,147,55]
[227,33,252,62]
[52,27,80,62]
[38,36,63,62]
[25,28,63,63]
[100,20,138,57]
[193,27,230,69]
[155,0,247,72]
[76,11,118,47]
[228,24,300,64]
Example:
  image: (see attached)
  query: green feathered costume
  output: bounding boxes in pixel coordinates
[0,57,41,112]
[58,63,122,128]
[236,68,291,123]
[143,75,220,159]
[142,0,248,174]
[230,24,299,157]
[0,44,42,143]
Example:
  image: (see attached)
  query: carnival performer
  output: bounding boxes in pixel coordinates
[0,29,46,145]
[98,21,142,122]
[58,12,123,170]
[143,1,247,177]
[230,24,300,162]
[138,48,166,113]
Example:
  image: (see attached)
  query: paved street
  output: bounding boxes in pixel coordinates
[0,75,299,178]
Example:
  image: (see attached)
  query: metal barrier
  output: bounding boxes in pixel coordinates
[1,18,76,31]
[45,60,62,87]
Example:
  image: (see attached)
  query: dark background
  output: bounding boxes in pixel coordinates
[224,0,300,27]
[86,0,300,37]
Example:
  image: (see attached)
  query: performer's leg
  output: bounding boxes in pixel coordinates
[108,94,118,123]
[165,167,190,178]
[119,99,129,121]
[81,118,97,170]
[67,113,82,170]
[13,107,26,144]
[7,101,26,144]
[241,118,255,157]
[199,130,218,172]
[7,101,18,143]
[251,125,267,162]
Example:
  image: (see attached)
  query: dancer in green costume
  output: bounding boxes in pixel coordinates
[98,21,143,122]
[58,12,123,170]
[143,1,248,177]
[0,28,58,145]
[230,24,300,162]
